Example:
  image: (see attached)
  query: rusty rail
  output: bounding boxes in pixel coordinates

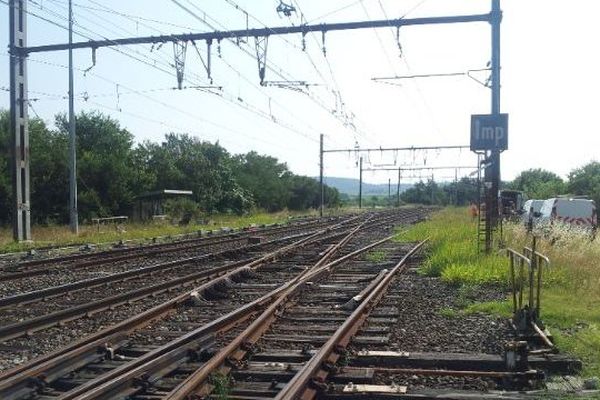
[0,211,423,400]
[163,228,395,400]
[0,216,352,281]
[0,216,365,399]
[50,220,374,400]
[0,230,326,342]
[275,239,428,400]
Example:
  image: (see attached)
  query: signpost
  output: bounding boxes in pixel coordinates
[470,112,508,253]
[470,114,508,152]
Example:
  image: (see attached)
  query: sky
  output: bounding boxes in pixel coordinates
[1,0,599,185]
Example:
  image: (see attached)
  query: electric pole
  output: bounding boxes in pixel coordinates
[319,133,324,218]
[431,173,435,205]
[388,178,391,207]
[8,4,499,241]
[358,157,363,209]
[485,0,502,252]
[9,0,31,241]
[68,0,78,234]
[396,168,401,207]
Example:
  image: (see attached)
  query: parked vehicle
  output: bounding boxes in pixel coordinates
[538,198,597,229]
[522,199,544,226]
[499,190,527,220]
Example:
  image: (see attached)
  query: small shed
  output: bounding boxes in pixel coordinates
[133,189,193,221]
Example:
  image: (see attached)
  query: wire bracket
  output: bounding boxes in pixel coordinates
[192,40,213,84]
[83,47,97,75]
[173,40,188,90]
[276,1,296,17]
[396,27,403,58]
[254,36,269,86]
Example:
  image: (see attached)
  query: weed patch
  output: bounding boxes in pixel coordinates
[366,249,387,262]
[399,208,600,377]
[210,371,231,400]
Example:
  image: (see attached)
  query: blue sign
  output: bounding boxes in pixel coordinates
[470,114,508,152]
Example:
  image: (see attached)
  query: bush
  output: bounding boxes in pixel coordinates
[163,198,203,225]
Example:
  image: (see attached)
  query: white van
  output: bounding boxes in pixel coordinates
[538,198,597,229]
[522,199,544,225]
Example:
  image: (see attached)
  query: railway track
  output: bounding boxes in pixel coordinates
[155,239,427,400]
[0,216,347,285]
[0,208,428,399]
[0,219,362,342]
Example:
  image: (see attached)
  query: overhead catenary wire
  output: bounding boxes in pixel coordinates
[289,0,376,146]
[63,0,325,142]
[23,56,305,150]
[59,0,320,143]
[173,0,376,144]
[3,1,326,146]
[371,0,442,138]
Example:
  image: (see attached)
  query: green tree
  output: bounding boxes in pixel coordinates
[442,177,479,206]
[287,175,319,210]
[509,168,566,199]
[30,118,69,224]
[0,110,69,225]
[56,111,137,220]
[232,152,289,211]
[401,180,448,205]
[568,162,600,205]
[142,134,253,214]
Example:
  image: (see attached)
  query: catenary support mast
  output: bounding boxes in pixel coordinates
[68,0,78,234]
[8,0,31,241]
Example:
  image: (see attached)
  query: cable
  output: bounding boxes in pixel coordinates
[26,56,302,149]
[178,0,374,142]
[27,0,180,78]
[305,0,366,24]
[290,0,383,146]
[10,1,322,146]
[43,0,199,32]
[30,0,371,145]
[84,98,293,151]
[359,0,398,75]
[59,0,322,142]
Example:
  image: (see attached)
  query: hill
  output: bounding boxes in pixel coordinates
[318,177,412,196]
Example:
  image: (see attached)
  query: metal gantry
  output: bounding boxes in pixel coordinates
[7,1,501,241]
[319,143,472,210]
[361,165,479,207]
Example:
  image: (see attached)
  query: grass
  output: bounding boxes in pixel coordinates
[210,371,231,400]
[397,207,600,378]
[0,209,317,254]
[366,249,387,262]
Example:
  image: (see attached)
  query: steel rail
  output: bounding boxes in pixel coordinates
[0,211,415,400]
[0,216,346,279]
[275,239,428,400]
[43,220,375,400]
[0,227,339,342]
[0,223,349,308]
[0,215,366,395]
[163,233,405,400]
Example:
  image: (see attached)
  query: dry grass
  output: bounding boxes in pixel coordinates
[505,223,600,295]
[0,209,318,253]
